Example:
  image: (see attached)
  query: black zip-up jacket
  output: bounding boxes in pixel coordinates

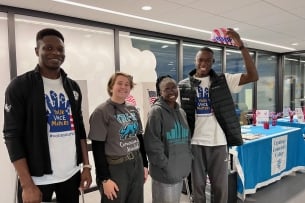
[3,65,87,176]
[178,69,243,146]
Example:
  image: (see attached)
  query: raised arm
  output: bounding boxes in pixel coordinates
[226,28,259,85]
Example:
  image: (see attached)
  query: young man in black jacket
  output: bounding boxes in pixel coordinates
[178,28,258,203]
[3,28,92,203]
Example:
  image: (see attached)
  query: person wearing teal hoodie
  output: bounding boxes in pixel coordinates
[144,75,192,203]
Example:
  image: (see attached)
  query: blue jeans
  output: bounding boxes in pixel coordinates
[152,179,183,203]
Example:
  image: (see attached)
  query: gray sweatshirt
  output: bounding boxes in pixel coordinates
[144,97,192,184]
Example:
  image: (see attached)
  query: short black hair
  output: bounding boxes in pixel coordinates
[36,28,64,44]
[156,75,172,96]
[199,47,214,55]
[197,47,215,63]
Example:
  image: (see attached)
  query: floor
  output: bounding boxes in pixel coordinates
[81,171,305,203]
[237,171,305,203]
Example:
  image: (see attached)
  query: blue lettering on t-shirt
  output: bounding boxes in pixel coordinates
[45,91,73,133]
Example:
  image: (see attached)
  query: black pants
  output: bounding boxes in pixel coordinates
[18,171,81,203]
[182,173,192,194]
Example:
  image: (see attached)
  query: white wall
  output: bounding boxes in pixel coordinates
[0,13,18,203]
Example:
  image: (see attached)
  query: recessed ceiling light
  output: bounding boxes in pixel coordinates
[291,43,298,46]
[161,45,168,48]
[142,6,152,11]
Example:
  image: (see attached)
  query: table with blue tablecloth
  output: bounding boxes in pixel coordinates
[277,117,305,137]
[230,125,305,200]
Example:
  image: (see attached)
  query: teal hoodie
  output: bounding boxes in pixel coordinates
[144,97,193,184]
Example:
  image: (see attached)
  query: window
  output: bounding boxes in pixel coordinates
[183,43,222,78]
[284,55,305,110]
[120,32,178,81]
[226,49,256,124]
[256,53,277,112]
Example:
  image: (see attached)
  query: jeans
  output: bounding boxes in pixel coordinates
[152,178,183,203]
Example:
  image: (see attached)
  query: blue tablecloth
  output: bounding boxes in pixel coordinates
[277,117,305,136]
[231,125,305,200]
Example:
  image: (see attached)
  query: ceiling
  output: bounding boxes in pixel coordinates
[1,0,305,53]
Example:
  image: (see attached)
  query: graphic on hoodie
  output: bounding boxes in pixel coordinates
[45,90,75,138]
[195,86,212,115]
[166,122,189,144]
[116,110,140,152]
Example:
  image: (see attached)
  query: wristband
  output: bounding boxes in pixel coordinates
[239,45,245,50]
[83,164,92,169]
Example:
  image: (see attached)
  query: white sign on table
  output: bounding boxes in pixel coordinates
[256,110,269,125]
[271,135,287,175]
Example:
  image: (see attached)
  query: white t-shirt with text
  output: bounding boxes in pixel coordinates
[32,76,80,185]
[191,73,242,146]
